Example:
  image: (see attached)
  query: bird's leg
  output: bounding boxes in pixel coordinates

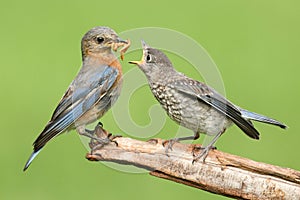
[192,129,224,163]
[163,132,200,154]
[85,122,103,135]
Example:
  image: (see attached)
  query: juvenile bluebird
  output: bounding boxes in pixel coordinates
[23,26,129,171]
[129,41,287,162]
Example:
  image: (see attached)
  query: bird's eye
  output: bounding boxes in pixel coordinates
[146,54,152,62]
[96,36,104,44]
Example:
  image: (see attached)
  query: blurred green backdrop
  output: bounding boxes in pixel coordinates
[1,0,299,199]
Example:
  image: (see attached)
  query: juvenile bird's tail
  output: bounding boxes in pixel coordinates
[241,109,287,129]
[23,149,42,171]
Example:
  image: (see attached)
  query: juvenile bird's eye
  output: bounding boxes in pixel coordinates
[146,54,152,62]
[96,36,104,44]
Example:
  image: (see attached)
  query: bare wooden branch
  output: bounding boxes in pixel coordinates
[86,127,300,199]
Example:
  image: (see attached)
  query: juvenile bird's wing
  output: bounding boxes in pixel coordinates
[170,79,260,139]
[33,65,119,152]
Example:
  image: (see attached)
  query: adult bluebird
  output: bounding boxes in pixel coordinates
[129,41,287,162]
[23,26,130,171]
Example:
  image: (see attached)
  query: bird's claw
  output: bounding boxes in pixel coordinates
[97,121,103,127]
[107,134,122,147]
[192,145,216,164]
[162,138,178,155]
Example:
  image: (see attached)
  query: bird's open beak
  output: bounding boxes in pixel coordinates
[129,40,149,66]
[129,52,144,66]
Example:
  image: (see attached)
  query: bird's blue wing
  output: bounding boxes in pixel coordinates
[32,65,118,151]
[171,79,260,139]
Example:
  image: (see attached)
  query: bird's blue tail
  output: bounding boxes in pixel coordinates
[23,149,42,171]
[241,109,287,129]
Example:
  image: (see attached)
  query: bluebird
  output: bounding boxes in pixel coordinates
[23,26,130,171]
[129,41,287,162]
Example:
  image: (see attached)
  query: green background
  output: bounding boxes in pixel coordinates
[1,0,299,199]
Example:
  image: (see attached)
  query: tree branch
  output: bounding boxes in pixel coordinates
[86,126,300,199]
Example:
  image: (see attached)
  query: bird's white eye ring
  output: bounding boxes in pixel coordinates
[146,54,152,62]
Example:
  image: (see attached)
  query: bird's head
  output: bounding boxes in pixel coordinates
[129,40,174,80]
[81,26,127,58]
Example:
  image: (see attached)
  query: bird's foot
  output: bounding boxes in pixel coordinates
[86,122,121,153]
[162,135,198,156]
[192,145,216,164]
[162,138,179,155]
[91,134,122,153]
[81,122,106,144]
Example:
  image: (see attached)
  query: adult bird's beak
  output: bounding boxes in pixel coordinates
[116,37,128,44]
[111,37,130,57]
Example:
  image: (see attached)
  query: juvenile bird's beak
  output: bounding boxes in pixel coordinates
[128,60,143,65]
[129,40,150,66]
[141,40,150,49]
